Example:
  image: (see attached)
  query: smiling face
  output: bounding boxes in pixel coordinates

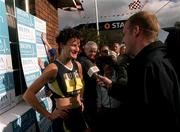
[84,45,98,60]
[62,37,80,59]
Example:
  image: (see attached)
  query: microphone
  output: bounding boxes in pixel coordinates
[87,65,100,78]
[83,59,106,87]
[84,59,100,79]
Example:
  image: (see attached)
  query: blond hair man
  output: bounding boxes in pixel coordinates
[98,11,180,131]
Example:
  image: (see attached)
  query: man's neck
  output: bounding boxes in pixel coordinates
[134,39,154,56]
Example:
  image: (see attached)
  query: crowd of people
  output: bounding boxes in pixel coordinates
[23,11,180,132]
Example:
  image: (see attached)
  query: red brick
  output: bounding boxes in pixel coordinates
[34,0,59,47]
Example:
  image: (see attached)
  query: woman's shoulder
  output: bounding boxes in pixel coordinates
[42,63,58,77]
[35,63,58,83]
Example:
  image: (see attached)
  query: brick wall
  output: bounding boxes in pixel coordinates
[35,0,59,50]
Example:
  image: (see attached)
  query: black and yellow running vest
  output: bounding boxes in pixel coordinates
[48,60,84,98]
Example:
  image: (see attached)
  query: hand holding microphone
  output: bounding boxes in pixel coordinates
[85,59,101,79]
[85,59,112,88]
[87,65,100,79]
[97,75,112,88]
[86,64,111,87]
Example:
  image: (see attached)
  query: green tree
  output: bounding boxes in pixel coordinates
[79,26,124,46]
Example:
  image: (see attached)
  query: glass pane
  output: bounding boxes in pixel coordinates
[15,0,25,11]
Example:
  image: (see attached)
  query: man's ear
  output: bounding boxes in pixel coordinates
[134,25,141,37]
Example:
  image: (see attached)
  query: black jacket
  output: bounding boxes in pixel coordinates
[110,41,180,131]
[77,53,97,114]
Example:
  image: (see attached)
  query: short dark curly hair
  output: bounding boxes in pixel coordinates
[56,27,81,45]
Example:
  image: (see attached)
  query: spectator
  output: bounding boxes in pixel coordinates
[41,33,57,62]
[38,33,57,109]
[77,41,98,132]
[165,27,180,81]
[119,42,126,55]
[96,54,121,131]
[112,42,121,56]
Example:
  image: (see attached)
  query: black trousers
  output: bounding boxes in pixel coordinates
[52,107,88,132]
[96,107,126,132]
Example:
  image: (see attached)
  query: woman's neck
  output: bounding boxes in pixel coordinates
[57,55,73,68]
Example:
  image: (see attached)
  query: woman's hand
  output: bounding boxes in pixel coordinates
[48,108,69,120]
